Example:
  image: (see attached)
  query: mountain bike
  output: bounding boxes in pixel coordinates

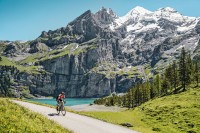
[56,100,66,116]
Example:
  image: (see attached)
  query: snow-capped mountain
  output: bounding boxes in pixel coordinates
[107,6,200,66]
[1,6,200,97]
[110,6,197,32]
[3,6,200,70]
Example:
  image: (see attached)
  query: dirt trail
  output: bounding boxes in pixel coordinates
[11,100,139,133]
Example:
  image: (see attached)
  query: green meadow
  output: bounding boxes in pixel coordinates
[77,87,200,133]
[0,99,71,133]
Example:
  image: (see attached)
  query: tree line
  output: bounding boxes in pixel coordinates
[94,47,200,108]
[0,65,19,97]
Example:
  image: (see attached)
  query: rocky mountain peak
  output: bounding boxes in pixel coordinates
[98,7,117,16]
[94,7,117,25]
[69,10,93,25]
[107,8,117,17]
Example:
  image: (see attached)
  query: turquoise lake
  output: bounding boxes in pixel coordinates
[27,98,96,106]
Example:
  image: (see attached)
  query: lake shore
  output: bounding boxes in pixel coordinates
[67,104,126,112]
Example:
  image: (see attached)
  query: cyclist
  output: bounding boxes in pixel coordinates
[56,92,65,111]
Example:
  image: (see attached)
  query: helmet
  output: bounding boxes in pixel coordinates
[61,92,65,94]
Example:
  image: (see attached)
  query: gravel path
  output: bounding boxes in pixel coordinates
[11,100,139,133]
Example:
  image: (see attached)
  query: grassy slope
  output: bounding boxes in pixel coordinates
[78,87,200,133]
[0,98,71,133]
[0,56,15,66]
[0,56,39,74]
[19,53,42,65]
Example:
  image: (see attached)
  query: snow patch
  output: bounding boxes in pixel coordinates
[176,45,184,50]
[135,23,159,33]
[62,45,69,50]
[127,66,132,69]
[157,7,177,12]
[194,39,199,49]
[127,23,143,32]
[177,18,198,32]
[74,44,79,50]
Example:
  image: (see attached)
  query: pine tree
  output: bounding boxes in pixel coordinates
[127,89,132,109]
[186,53,193,84]
[165,64,173,89]
[0,73,11,96]
[143,82,150,102]
[194,61,199,87]
[179,47,187,91]
[117,96,122,106]
[110,97,114,106]
[172,60,179,91]
[135,83,141,106]
[131,88,135,108]
[161,78,170,95]
[150,82,156,99]
[140,84,145,104]
[155,74,161,96]
[122,96,126,107]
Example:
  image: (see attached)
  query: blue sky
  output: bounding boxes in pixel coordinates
[0,0,200,41]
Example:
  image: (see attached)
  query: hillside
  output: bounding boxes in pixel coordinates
[0,6,200,98]
[77,87,200,133]
[0,99,70,133]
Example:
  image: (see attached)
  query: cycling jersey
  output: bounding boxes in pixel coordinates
[57,94,65,101]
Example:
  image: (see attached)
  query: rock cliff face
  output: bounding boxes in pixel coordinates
[1,6,200,97]
[32,41,140,97]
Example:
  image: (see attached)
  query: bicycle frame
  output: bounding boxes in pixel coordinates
[57,100,66,116]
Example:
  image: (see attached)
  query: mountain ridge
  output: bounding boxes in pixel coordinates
[1,6,200,98]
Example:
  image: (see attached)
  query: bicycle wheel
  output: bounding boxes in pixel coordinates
[61,106,66,116]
